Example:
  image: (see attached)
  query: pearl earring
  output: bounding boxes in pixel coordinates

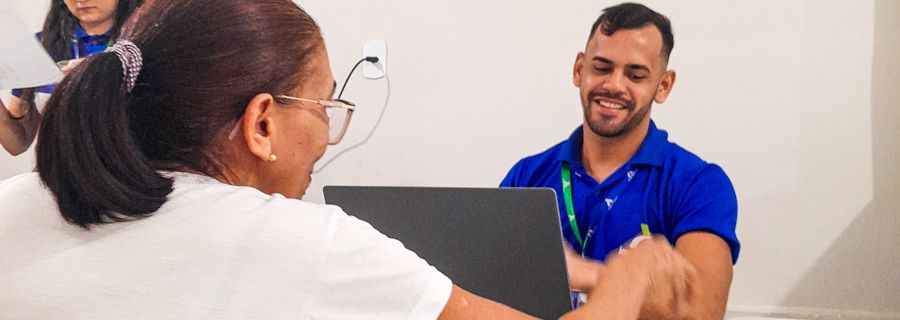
[268,154,278,162]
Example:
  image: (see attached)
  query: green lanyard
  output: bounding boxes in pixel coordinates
[561,162,586,251]
[562,162,650,256]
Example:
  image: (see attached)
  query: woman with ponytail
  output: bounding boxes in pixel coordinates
[0,0,142,155]
[0,0,696,318]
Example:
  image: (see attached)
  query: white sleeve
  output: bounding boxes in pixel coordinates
[306,209,453,320]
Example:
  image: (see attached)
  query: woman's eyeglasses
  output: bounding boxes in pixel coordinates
[227,57,370,145]
[274,95,355,145]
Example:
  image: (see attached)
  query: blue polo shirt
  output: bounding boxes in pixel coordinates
[501,120,740,263]
[12,26,112,97]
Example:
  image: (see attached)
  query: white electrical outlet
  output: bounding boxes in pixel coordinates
[363,40,387,79]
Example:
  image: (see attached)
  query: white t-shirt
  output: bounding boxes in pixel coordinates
[0,172,452,319]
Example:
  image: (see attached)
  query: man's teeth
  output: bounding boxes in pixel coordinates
[598,101,625,110]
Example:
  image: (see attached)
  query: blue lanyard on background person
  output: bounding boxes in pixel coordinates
[70,29,113,60]
[560,161,639,256]
[71,32,81,59]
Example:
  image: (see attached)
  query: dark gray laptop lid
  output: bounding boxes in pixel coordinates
[323,186,572,319]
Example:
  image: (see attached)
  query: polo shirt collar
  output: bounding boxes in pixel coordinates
[558,126,585,166]
[630,120,667,167]
[558,120,668,168]
[74,24,113,45]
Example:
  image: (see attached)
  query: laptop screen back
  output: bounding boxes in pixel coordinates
[324,186,572,318]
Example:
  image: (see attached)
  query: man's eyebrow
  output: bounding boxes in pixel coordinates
[592,56,651,73]
[591,56,613,64]
[625,64,651,73]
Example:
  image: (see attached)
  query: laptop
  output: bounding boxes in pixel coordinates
[323,186,572,318]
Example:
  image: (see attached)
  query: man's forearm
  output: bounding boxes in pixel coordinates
[672,232,733,320]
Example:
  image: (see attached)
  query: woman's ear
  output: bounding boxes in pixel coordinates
[240,93,278,162]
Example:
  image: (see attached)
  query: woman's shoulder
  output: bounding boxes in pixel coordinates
[0,172,60,222]
[0,172,43,195]
[160,171,358,236]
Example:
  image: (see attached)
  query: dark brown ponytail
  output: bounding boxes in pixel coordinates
[36,0,323,228]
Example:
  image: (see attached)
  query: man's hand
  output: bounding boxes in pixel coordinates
[637,265,699,320]
[568,236,697,320]
[563,244,606,293]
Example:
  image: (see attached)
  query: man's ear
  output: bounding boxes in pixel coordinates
[240,93,278,162]
[654,69,676,104]
[573,52,585,87]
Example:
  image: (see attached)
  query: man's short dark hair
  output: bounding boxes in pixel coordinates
[589,3,674,61]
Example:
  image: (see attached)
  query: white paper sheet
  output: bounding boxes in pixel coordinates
[0,9,62,90]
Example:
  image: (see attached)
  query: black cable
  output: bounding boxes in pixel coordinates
[338,56,379,99]
[314,71,391,174]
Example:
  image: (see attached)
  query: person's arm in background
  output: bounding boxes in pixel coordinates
[0,94,42,155]
[0,59,82,156]
[439,237,697,320]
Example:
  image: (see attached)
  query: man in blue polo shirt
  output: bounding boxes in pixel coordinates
[501,3,739,319]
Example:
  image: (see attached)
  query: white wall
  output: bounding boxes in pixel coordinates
[767,1,900,318]
[3,1,897,318]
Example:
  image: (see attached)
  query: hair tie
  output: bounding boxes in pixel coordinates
[106,40,143,93]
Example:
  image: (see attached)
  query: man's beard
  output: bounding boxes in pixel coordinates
[583,92,652,138]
